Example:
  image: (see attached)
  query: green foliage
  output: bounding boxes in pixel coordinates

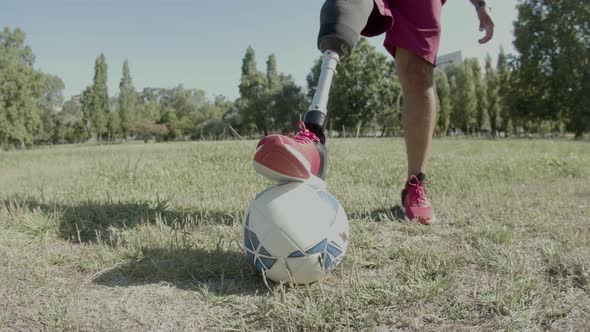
[236,48,307,136]
[81,54,110,140]
[496,47,513,135]
[35,75,65,144]
[307,39,402,135]
[0,27,54,148]
[118,60,137,139]
[237,47,272,135]
[470,58,491,133]
[125,85,232,142]
[106,111,121,140]
[134,118,169,142]
[375,58,402,136]
[435,70,452,134]
[572,67,590,139]
[6,5,590,146]
[273,75,306,133]
[38,74,65,114]
[159,108,182,140]
[136,94,160,122]
[55,99,87,143]
[485,54,501,135]
[266,54,280,95]
[189,96,233,139]
[448,60,478,133]
[512,0,590,137]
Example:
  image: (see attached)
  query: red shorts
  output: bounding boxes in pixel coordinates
[362,0,445,65]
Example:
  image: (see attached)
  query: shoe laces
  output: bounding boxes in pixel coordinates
[292,121,320,144]
[406,175,429,206]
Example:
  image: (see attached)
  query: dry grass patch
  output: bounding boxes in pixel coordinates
[0,138,588,330]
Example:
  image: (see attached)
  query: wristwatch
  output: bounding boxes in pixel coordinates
[476,0,487,9]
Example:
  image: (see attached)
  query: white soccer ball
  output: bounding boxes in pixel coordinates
[243,181,349,284]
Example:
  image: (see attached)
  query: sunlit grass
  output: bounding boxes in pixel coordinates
[0,138,589,330]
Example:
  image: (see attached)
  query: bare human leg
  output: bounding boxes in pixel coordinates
[396,47,437,224]
[395,47,436,178]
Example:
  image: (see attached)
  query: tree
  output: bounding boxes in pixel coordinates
[273,74,306,133]
[469,58,490,133]
[263,54,281,131]
[156,86,208,138]
[435,70,452,135]
[485,54,501,136]
[0,27,48,148]
[36,74,65,144]
[81,86,96,137]
[159,86,206,120]
[452,61,478,133]
[118,60,137,139]
[496,47,512,134]
[82,53,110,140]
[374,59,402,136]
[133,85,235,141]
[190,95,234,140]
[56,99,86,143]
[135,118,169,142]
[512,1,590,137]
[137,99,160,120]
[307,38,401,135]
[237,46,268,135]
[266,54,280,95]
[94,54,109,138]
[159,107,181,140]
[443,64,461,132]
[38,74,65,112]
[106,110,121,141]
[571,66,590,138]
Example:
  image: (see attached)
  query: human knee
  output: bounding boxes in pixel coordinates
[397,53,434,92]
[318,0,373,58]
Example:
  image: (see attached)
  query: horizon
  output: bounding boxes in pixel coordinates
[2,0,518,101]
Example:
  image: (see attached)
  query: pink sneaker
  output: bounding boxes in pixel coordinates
[401,174,437,225]
[253,121,327,182]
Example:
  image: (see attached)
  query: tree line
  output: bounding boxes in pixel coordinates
[0,0,588,148]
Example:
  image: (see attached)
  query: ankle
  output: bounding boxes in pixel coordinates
[304,122,326,144]
[407,172,426,184]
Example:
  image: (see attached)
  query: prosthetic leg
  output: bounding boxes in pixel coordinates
[304,0,374,142]
[253,0,373,182]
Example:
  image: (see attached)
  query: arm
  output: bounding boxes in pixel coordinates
[469,0,494,44]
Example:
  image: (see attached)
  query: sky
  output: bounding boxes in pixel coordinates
[1,0,519,101]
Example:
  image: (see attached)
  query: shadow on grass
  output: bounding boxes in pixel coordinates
[351,205,405,222]
[93,247,267,296]
[0,197,242,243]
[1,197,269,295]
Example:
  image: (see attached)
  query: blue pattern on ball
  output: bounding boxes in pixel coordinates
[258,246,271,256]
[306,238,328,254]
[246,251,255,265]
[259,256,277,269]
[254,258,265,272]
[288,250,305,258]
[326,241,343,257]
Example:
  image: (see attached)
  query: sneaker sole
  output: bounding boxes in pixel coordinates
[253,141,314,182]
[252,160,311,182]
[400,206,437,225]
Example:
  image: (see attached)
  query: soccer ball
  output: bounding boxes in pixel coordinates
[243,181,349,284]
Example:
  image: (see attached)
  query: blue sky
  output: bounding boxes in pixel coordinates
[1,0,518,100]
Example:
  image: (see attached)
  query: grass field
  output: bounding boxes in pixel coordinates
[1,138,589,331]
